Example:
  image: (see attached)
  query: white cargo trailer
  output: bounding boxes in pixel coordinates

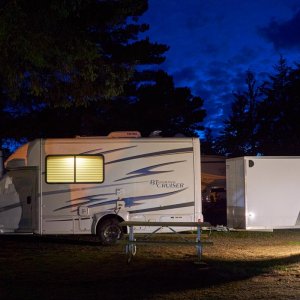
[0,132,202,243]
[226,156,300,230]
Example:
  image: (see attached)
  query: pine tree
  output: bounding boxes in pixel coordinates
[258,57,300,154]
[0,0,168,107]
[217,71,261,156]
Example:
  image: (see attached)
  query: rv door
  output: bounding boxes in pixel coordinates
[9,168,38,233]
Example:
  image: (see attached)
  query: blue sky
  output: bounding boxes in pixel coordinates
[139,0,300,136]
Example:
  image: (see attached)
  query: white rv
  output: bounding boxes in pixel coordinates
[226,156,300,230]
[0,132,202,244]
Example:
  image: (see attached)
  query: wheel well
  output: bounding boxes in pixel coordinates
[96,214,127,234]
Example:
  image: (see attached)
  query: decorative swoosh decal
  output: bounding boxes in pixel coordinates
[54,192,117,211]
[66,193,115,203]
[296,211,300,226]
[54,188,188,212]
[87,188,188,209]
[45,146,192,214]
[54,197,108,212]
[129,201,194,214]
[81,146,137,155]
[42,181,147,197]
[115,160,186,182]
[106,147,193,165]
[0,202,21,213]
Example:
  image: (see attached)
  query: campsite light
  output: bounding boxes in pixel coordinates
[248,212,255,219]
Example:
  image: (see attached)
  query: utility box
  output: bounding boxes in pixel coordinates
[226,156,300,230]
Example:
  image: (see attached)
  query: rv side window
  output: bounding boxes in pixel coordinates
[46,155,104,183]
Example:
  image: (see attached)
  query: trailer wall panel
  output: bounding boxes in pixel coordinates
[226,156,300,230]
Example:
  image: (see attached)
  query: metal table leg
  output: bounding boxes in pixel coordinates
[125,225,136,264]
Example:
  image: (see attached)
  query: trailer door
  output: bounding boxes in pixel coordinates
[9,168,38,233]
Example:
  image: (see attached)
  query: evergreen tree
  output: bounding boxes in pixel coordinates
[0,0,168,107]
[258,58,300,154]
[217,71,261,156]
[57,70,207,137]
[201,128,218,155]
[0,1,207,149]
[0,0,170,148]
[132,70,206,137]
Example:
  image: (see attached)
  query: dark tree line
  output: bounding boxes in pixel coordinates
[1,1,299,158]
[214,57,300,157]
[0,0,206,154]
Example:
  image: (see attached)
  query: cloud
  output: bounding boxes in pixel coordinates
[172,67,197,85]
[205,63,231,79]
[193,81,212,100]
[142,0,300,136]
[259,10,300,50]
[230,47,259,65]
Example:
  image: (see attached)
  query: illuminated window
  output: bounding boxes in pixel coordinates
[76,156,104,183]
[46,155,104,183]
[46,156,74,183]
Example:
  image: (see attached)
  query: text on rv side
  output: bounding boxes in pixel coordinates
[150,180,184,188]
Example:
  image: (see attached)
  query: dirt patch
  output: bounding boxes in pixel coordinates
[0,230,299,300]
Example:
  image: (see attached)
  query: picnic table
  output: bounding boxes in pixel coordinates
[120,221,213,264]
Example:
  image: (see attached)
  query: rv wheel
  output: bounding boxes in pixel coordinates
[97,218,123,245]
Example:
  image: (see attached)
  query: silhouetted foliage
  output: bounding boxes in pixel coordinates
[257,57,300,155]
[0,1,206,149]
[0,0,206,149]
[0,0,168,107]
[216,57,300,157]
[201,128,219,155]
[216,71,262,157]
[11,70,206,139]
[131,71,206,137]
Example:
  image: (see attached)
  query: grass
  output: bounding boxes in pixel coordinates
[0,230,299,300]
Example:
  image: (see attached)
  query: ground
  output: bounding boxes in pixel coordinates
[0,230,299,300]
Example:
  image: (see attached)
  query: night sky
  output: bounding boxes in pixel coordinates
[140,0,300,137]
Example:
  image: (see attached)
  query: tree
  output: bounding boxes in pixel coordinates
[201,128,218,155]
[257,57,300,155]
[49,70,206,138]
[2,70,207,141]
[217,71,262,157]
[131,70,206,137]
[0,0,168,107]
[216,57,300,156]
[0,1,207,152]
[0,0,172,150]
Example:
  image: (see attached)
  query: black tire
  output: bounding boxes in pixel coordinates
[97,218,123,245]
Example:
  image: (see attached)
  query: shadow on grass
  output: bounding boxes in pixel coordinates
[96,254,300,299]
[0,234,102,246]
[0,233,299,300]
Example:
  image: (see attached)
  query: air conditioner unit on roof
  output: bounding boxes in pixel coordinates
[108,131,141,138]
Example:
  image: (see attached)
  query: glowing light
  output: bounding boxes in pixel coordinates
[47,156,74,183]
[248,212,256,219]
[46,155,104,183]
[76,156,104,183]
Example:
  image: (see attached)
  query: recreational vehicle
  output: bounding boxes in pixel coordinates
[0,132,202,244]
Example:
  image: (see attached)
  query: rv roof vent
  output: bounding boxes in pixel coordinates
[149,130,162,137]
[108,131,141,138]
